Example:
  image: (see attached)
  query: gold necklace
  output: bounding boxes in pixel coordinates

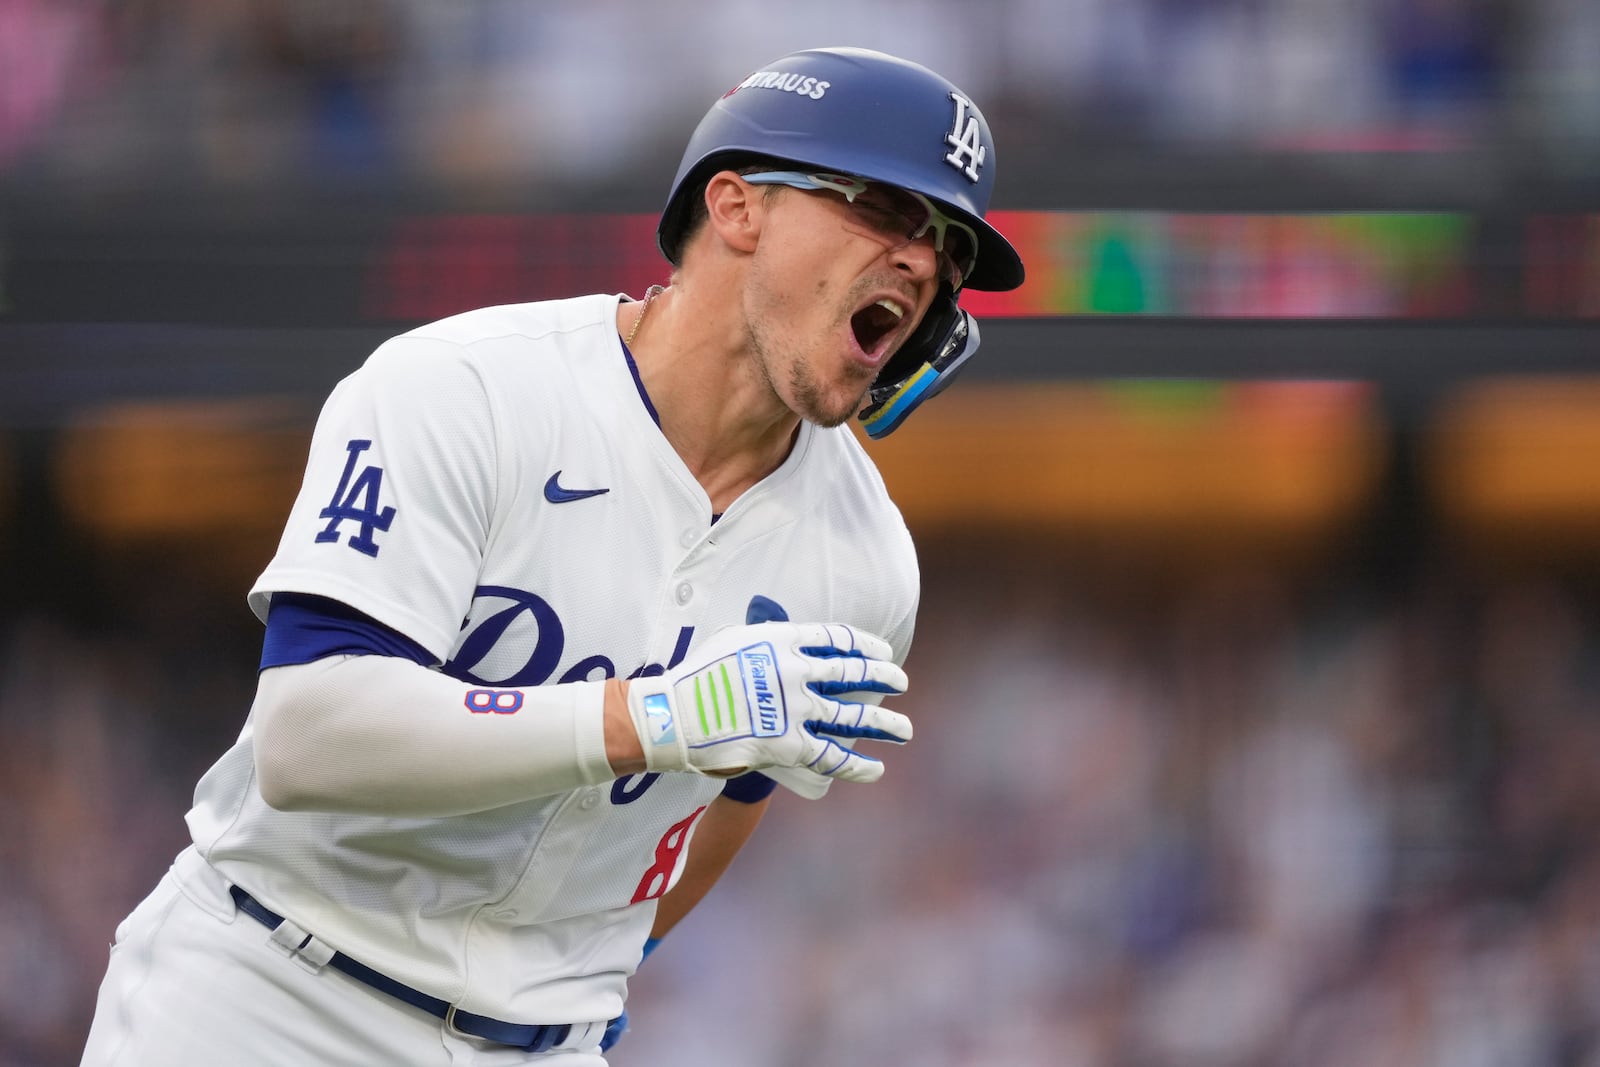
[626,284,665,347]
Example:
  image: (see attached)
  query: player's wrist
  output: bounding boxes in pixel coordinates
[621,676,694,775]
[604,678,650,777]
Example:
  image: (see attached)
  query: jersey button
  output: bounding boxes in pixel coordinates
[674,581,693,605]
[679,528,697,549]
[579,791,601,810]
[494,908,519,920]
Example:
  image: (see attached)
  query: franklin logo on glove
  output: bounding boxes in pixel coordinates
[740,647,784,736]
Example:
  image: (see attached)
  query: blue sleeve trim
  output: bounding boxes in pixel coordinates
[719,771,778,804]
[641,937,662,962]
[260,593,435,670]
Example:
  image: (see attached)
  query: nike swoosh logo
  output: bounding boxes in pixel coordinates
[544,471,610,504]
[540,470,608,505]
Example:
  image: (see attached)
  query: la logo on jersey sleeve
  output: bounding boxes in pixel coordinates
[314,439,396,557]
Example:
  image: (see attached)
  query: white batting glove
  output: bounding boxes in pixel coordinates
[626,622,911,783]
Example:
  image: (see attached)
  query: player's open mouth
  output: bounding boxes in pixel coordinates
[849,298,906,362]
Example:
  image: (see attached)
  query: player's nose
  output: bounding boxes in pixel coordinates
[889,233,943,287]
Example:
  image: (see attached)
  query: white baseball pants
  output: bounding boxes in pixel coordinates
[79,855,607,1067]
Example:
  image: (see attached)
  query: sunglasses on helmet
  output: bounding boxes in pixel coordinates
[741,170,979,291]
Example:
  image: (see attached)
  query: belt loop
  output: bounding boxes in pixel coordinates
[267,917,336,974]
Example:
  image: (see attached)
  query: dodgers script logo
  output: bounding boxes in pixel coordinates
[944,91,987,183]
[444,586,695,688]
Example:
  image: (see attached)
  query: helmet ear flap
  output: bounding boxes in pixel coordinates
[858,288,980,440]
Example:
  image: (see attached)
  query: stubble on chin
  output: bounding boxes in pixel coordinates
[787,357,874,429]
[746,281,876,429]
[750,328,871,429]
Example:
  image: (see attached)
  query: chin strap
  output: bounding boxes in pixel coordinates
[857,288,981,440]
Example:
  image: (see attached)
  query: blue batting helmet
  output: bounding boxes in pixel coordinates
[658,46,1025,293]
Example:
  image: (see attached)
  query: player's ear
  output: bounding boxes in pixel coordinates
[702,171,763,255]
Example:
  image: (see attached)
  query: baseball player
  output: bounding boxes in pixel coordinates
[80,46,1024,1065]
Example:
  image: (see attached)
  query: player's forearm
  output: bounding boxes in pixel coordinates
[253,655,637,817]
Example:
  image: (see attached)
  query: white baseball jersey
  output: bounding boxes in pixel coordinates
[182,293,920,1029]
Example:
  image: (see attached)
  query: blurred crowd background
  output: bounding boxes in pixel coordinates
[4,0,1599,184]
[3,2,1600,1066]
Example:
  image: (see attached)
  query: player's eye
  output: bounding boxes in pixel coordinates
[851,187,929,242]
[941,227,977,276]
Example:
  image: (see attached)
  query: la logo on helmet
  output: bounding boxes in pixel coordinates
[943,92,987,183]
